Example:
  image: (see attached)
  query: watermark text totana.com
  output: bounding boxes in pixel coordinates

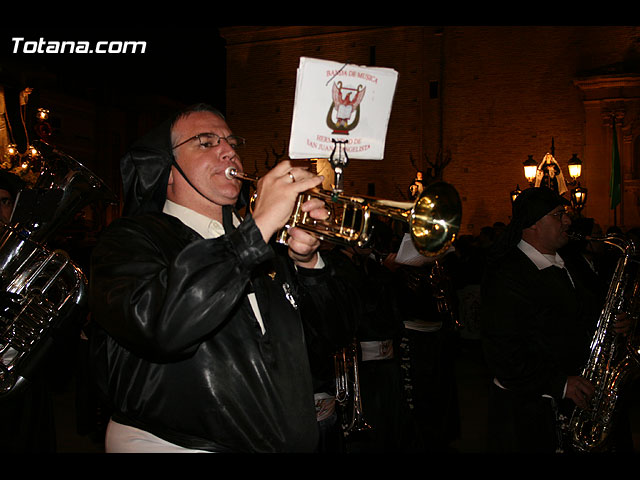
[11,37,147,54]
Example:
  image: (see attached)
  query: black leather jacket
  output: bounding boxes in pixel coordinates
[89,211,351,452]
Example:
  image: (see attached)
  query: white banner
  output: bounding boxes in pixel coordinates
[289,57,398,160]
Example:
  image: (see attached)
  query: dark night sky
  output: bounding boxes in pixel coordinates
[0,28,228,111]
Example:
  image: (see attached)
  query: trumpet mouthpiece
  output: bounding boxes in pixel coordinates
[224,168,259,182]
[224,167,238,180]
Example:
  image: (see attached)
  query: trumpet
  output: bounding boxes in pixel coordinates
[225,167,462,257]
[334,340,372,436]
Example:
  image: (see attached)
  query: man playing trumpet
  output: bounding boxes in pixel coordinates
[88,103,356,452]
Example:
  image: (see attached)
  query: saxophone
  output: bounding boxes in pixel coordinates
[0,140,116,396]
[567,234,640,452]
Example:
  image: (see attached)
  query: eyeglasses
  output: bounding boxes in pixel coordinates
[172,132,246,150]
[548,210,568,220]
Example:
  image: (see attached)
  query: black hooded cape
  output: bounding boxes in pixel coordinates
[88,111,356,452]
[479,187,599,451]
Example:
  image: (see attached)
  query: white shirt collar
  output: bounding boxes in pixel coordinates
[162,199,226,239]
[162,199,325,270]
[517,239,566,270]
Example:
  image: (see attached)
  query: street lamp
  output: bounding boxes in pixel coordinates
[523,155,537,185]
[510,184,522,205]
[522,140,582,192]
[567,153,582,181]
[512,140,587,211]
[570,183,588,215]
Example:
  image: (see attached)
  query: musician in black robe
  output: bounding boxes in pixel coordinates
[480,187,600,452]
[88,103,355,452]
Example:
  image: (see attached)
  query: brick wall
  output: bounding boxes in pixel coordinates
[221,26,640,236]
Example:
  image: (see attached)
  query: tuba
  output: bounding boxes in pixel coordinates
[567,233,640,452]
[0,140,116,396]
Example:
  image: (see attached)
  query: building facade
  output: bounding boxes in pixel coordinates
[221,25,640,236]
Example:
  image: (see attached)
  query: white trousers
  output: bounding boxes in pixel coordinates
[105,419,210,453]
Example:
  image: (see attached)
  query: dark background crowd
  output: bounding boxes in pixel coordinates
[1,155,639,452]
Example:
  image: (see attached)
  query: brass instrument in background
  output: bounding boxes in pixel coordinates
[401,258,461,330]
[334,340,372,436]
[0,140,116,396]
[225,167,462,257]
[227,165,462,438]
[568,234,640,452]
[429,259,462,329]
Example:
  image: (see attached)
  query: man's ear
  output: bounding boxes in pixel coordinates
[167,167,174,186]
[165,167,175,199]
[521,224,537,242]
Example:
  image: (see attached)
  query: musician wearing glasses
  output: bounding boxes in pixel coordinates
[88,103,355,452]
[480,187,601,453]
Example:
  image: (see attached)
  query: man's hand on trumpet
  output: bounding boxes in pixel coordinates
[287,207,326,268]
[250,160,326,268]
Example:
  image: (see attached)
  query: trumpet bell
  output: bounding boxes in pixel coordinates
[354,181,462,257]
[225,166,462,258]
[410,182,462,257]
